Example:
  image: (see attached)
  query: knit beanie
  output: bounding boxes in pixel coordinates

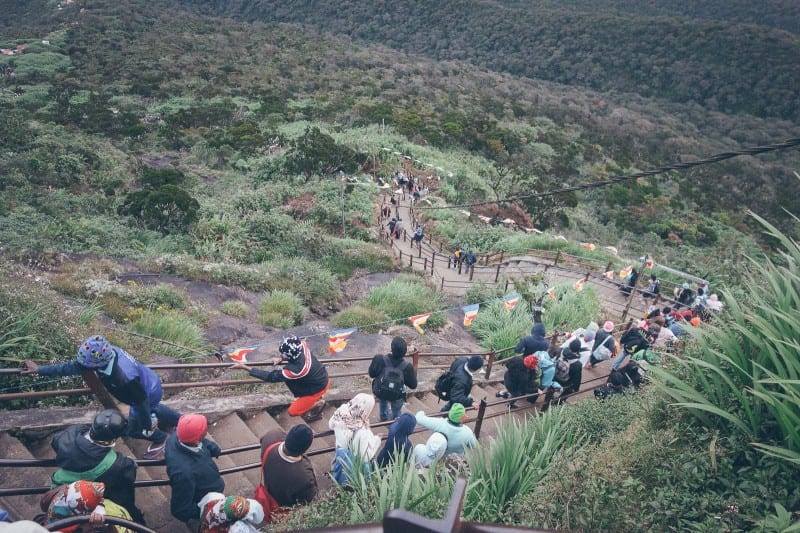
[523,354,539,370]
[223,495,250,521]
[569,339,582,354]
[279,336,304,361]
[448,403,466,424]
[176,414,207,444]
[603,321,614,332]
[284,424,314,455]
[390,336,407,358]
[690,317,701,327]
[467,355,484,371]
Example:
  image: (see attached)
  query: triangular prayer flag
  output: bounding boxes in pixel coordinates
[605,246,619,256]
[645,258,654,269]
[581,242,596,250]
[573,278,586,291]
[227,346,257,363]
[410,313,432,334]
[503,293,520,313]
[546,287,556,302]
[604,270,615,280]
[462,304,479,327]
[620,265,633,278]
[328,328,357,354]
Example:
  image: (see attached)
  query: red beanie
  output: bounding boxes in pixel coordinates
[523,355,539,370]
[177,414,207,444]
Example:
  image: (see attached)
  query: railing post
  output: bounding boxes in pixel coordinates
[504,279,509,291]
[554,251,561,266]
[411,350,419,375]
[439,242,443,252]
[418,244,422,258]
[499,250,504,263]
[485,350,496,380]
[423,257,428,272]
[83,371,118,410]
[474,398,488,439]
[494,263,501,283]
[441,277,445,290]
[431,253,435,275]
[469,265,475,281]
[605,261,613,275]
[409,255,413,268]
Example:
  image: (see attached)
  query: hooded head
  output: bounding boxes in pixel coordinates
[531,323,546,338]
[390,336,407,359]
[414,432,447,467]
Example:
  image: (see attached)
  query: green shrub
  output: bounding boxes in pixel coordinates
[129,309,207,359]
[263,258,341,309]
[362,274,445,330]
[220,300,250,318]
[330,305,389,334]
[258,290,305,328]
[464,281,505,305]
[469,299,533,354]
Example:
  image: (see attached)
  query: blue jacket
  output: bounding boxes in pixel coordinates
[375,413,416,468]
[37,347,162,430]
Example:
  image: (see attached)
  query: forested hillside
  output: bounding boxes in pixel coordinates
[183,0,800,121]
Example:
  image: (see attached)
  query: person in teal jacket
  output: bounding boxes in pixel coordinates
[415,404,477,456]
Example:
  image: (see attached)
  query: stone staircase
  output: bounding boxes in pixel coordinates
[0,356,616,532]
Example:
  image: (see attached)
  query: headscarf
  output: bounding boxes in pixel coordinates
[198,492,264,533]
[47,481,105,523]
[329,393,374,432]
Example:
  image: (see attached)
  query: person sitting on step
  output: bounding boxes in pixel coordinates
[260,424,318,508]
[415,403,477,456]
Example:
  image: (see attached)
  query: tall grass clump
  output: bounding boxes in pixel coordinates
[650,211,800,467]
[129,310,208,359]
[469,299,532,354]
[464,408,575,522]
[362,274,445,330]
[331,305,388,333]
[220,300,250,318]
[258,290,305,328]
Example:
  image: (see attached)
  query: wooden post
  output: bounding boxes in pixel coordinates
[441,277,445,290]
[605,261,613,275]
[485,351,496,380]
[411,350,419,375]
[494,264,501,283]
[83,371,118,410]
[423,257,428,272]
[499,250,504,263]
[409,255,413,268]
[554,251,561,266]
[431,253,435,275]
[504,279,509,291]
[469,265,475,281]
[474,398,488,439]
[417,244,422,258]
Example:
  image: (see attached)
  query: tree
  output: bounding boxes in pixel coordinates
[118,168,199,234]
[284,126,363,181]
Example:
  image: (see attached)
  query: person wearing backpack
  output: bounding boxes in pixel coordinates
[588,321,617,368]
[515,322,550,356]
[556,340,583,397]
[368,337,418,422]
[259,424,317,509]
[643,274,661,302]
[439,355,484,412]
[463,251,477,275]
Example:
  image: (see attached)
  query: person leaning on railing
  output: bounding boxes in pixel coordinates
[21,335,181,460]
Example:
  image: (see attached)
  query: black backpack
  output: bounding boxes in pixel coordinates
[554,354,571,383]
[434,370,454,402]
[373,356,406,401]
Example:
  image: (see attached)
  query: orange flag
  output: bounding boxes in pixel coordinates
[603,270,615,280]
[546,287,556,302]
[409,313,432,334]
[573,278,586,292]
[620,265,633,278]
[227,346,257,363]
[581,243,596,250]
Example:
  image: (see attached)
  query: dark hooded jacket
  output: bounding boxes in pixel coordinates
[503,356,539,398]
[50,424,142,523]
[514,323,549,355]
[448,357,477,407]
[375,413,416,467]
[368,341,418,399]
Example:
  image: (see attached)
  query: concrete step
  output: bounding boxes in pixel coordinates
[0,433,50,521]
[206,414,257,499]
[208,413,261,489]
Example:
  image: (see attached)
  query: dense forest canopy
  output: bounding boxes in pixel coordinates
[181,0,800,122]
